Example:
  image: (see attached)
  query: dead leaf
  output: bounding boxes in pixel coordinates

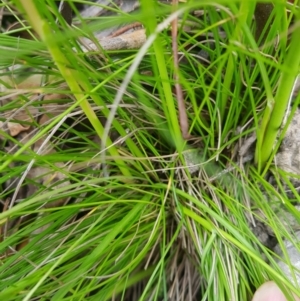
[7,122,30,136]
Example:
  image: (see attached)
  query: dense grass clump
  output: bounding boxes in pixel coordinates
[0,1,300,300]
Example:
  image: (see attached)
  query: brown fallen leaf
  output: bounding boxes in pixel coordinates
[7,121,30,137]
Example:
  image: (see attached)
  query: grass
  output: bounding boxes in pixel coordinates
[0,0,300,300]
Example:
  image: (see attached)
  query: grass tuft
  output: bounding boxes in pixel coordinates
[0,1,300,300]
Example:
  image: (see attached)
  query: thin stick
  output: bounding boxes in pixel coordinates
[171,0,190,139]
[109,22,143,38]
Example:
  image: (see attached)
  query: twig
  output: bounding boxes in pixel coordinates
[171,0,190,139]
[109,22,143,38]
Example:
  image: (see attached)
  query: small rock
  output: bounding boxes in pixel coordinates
[273,231,300,285]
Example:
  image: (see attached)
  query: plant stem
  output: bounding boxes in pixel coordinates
[255,9,300,171]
